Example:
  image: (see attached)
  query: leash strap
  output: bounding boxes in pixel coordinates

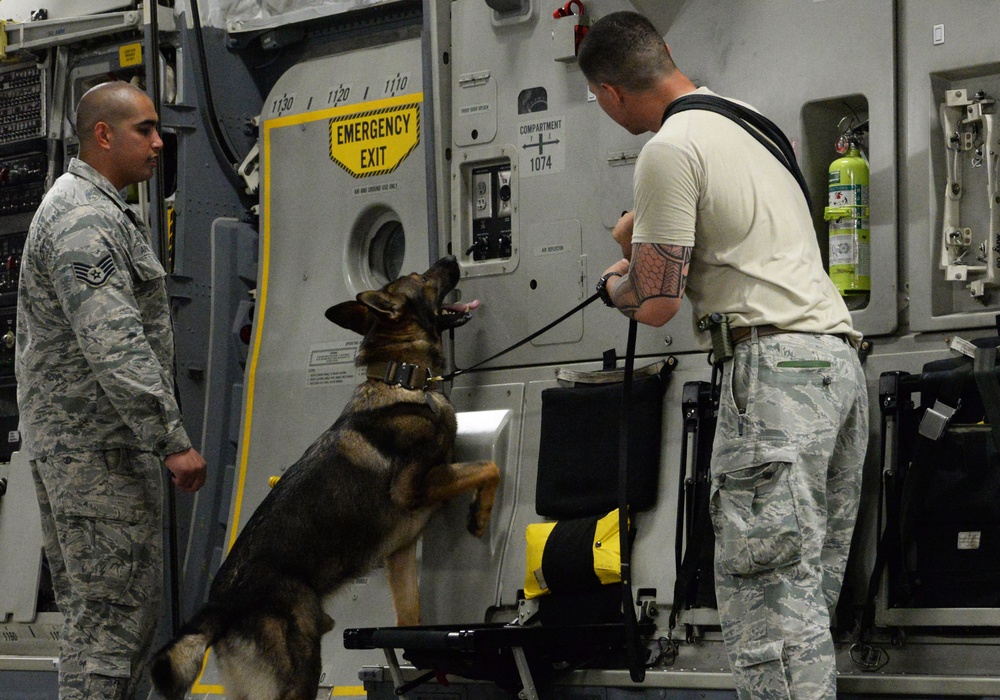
[618,319,645,682]
[438,291,601,382]
[661,94,812,210]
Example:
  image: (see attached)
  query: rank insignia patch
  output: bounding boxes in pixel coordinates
[72,255,117,288]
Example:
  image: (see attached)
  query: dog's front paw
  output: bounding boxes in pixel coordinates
[467,500,490,538]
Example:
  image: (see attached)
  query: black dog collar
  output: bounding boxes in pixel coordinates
[367,361,440,391]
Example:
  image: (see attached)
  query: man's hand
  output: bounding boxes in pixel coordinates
[602,257,630,280]
[165,447,207,493]
[612,210,635,260]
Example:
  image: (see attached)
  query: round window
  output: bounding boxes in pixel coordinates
[369,219,405,285]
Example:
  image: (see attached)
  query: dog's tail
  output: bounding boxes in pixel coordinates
[149,606,223,700]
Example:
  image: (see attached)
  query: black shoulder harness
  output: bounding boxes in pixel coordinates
[661,93,812,210]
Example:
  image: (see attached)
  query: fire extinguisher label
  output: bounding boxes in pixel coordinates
[828,183,868,207]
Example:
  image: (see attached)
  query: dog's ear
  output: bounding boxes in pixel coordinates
[325,300,371,335]
[357,290,405,322]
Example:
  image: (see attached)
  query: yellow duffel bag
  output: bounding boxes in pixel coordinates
[524,508,623,599]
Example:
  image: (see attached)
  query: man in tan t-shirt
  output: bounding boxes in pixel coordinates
[579,11,868,700]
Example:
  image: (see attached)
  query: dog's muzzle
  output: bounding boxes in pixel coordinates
[437,300,479,330]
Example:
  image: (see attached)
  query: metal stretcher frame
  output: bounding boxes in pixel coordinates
[343,621,652,700]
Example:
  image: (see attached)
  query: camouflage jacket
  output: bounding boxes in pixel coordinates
[14,158,191,459]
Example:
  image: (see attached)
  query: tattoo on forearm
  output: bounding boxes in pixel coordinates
[611,244,691,313]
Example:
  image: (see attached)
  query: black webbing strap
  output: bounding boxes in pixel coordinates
[668,486,711,633]
[661,94,812,210]
[973,344,1000,453]
[669,398,691,632]
[618,319,645,682]
[857,468,901,645]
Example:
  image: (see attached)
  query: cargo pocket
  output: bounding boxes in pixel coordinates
[62,508,139,603]
[86,653,130,678]
[733,639,790,697]
[711,452,803,576]
[85,653,130,697]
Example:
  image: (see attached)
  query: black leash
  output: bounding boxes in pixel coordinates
[435,292,601,382]
[618,319,646,682]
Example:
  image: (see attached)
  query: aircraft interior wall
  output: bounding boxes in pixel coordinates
[3,1,1000,698]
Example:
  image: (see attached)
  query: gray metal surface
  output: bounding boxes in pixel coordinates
[900,0,1000,331]
[0,453,42,624]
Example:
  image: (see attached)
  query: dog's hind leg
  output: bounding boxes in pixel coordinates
[282,589,329,700]
[219,588,329,700]
[386,539,420,626]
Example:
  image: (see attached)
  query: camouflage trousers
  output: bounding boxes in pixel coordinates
[30,448,164,700]
[710,331,868,700]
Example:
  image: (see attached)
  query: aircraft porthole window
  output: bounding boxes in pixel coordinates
[517,87,548,114]
[369,219,406,285]
[348,205,407,291]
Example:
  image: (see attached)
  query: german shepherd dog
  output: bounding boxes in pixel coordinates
[151,256,500,700]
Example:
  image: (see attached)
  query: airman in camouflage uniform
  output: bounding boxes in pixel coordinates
[579,12,869,699]
[15,81,206,699]
[711,331,868,699]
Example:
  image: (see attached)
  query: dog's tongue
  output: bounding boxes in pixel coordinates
[444,299,480,314]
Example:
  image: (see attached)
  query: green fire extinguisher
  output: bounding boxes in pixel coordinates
[823,121,870,306]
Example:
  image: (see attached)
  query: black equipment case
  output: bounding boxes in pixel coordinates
[874,335,1000,626]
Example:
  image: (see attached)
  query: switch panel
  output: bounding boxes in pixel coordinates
[470,163,513,261]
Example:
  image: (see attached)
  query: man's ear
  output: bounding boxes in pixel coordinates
[325,300,370,335]
[93,121,114,151]
[603,83,626,106]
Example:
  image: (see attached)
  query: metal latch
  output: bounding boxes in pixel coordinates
[918,399,959,441]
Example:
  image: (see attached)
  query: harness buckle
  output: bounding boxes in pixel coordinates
[396,362,417,390]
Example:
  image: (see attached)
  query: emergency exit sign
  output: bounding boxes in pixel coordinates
[328,94,421,178]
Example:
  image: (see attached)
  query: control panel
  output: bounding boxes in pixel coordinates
[0,152,47,216]
[453,150,519,277]
[0,63,46,145]
[0,232,24,461]
[471,163,513,261]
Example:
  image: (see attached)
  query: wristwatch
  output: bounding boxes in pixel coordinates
[596,271,623,307]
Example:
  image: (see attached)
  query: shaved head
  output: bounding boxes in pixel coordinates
[73,80,163,189]
[76,81,150,151]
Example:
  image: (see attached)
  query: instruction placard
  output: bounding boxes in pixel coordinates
[307,340,364,387]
